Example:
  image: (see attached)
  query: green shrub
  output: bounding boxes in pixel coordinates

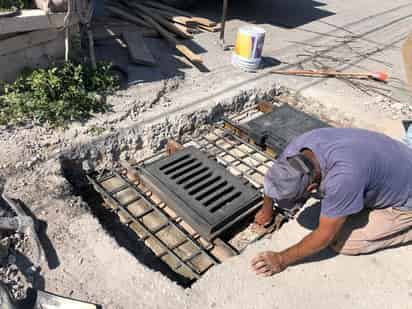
[0,0,31,10]
[0,62,119,127]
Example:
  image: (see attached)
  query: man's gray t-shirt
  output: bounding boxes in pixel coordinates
[281,128,412,218]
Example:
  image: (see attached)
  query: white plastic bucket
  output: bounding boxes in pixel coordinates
[232,25,266,71]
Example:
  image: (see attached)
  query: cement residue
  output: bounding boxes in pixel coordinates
[0,83,368,307]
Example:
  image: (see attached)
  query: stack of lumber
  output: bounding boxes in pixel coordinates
[0,9,79,82]
[105,0,219,67]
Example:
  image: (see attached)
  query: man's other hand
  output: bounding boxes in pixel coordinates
[251,251,286,277]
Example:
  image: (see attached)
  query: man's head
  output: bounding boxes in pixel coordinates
[264,151,319,209]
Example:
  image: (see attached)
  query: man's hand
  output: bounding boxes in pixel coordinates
[251,251,287,277]
[251,216,347,277]
[254,196,274,226]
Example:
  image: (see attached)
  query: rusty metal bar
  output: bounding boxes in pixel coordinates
[219,0,229,49]
[88,175,203,278]
[198,136,266,177]
[218,129,274,162]
[114,171,220,265]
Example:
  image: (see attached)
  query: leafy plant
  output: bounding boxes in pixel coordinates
[87,126,106,136]
[0,61,119,127]
[0,0,31,11]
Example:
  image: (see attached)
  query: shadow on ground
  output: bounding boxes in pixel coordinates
[60,159,194,288]
[193,0,335,29]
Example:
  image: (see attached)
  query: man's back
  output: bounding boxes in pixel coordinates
[281,128,412,217]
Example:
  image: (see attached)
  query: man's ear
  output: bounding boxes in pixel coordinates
[306,183,319,192]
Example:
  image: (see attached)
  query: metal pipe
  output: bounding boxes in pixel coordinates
[219,0,229,49]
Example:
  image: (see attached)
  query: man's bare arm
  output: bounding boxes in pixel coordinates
[251,215,347,276]
[280,215,347,267]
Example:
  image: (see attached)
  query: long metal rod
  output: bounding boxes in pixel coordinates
[197,141,264,186]
[114,171,220,265]
[88,175,202,278]
[200,143,262,189]
[220,129,275,161]
[219,0,229,48]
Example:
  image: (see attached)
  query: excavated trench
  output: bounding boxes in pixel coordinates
[60,158,195,287]
[56,93,341,289]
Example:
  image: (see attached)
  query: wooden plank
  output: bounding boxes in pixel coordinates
[197,24,221,33]
[105,5,151,28]
[142,1,216,26]
[130,3,192,39]
[176,44,202,64]
[0,29,59,56]
[149,8,196,26]
[142,1,193,17]
[93,25,159,41]
[191,17,217,27]
[115,4,202,65]
[172,22,196,36]
[0,10,78,36]
[403,32,412,92]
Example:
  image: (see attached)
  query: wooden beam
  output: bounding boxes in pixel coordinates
[105,5,151,28]
[119,4,202,65]
[403,32,412,92]
[142,1,193,17]
[0,10,78,36]
[122,31,156,66]
[130,3,193,39]
[142,0,216,27]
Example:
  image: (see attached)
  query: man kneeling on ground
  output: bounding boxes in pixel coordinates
[251,128,412,277]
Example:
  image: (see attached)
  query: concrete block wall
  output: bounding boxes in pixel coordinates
[0,10,79,83]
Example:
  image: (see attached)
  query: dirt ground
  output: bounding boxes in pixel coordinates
[1,0,412,308]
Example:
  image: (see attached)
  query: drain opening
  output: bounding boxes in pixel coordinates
[62,101,332,286]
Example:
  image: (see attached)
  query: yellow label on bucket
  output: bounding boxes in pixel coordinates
[235,32,253,59]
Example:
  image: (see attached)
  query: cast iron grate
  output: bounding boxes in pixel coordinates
[140,146,261,239]
[242,105,330,153]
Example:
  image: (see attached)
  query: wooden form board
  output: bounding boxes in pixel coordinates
[0,10,78,36]
[122,31,156,66]
[403,32,412,92]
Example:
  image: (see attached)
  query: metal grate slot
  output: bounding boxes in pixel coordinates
[159,154,191,171]
[204,186,235,207]
[171,162,203,179]
[195,181,228,202]
[209,192,242,213]
[189,176,221,196]
[180,170,212,187]
[163,158,197,175]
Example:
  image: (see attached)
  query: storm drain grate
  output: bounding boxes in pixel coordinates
[139,146,261,239]
[241,105,330,153]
